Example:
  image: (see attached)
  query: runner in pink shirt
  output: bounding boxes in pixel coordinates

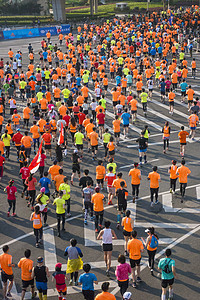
[5,179,17,217]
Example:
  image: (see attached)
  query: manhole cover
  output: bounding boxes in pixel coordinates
[184,201,200,208]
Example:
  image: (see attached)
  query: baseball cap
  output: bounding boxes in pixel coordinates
[55,263,62,268]
[37,257,43,263]
[145,228,151,233]
[95,186,100,193]
[123,292,132,300]
[74,149,78,153]
[40,187,45,193]
[17,128,20,131]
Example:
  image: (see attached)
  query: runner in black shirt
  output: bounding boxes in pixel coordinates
[71,149,81,185]
[116,181,128,229]
[79,169,94,189]
[136,132,148,166]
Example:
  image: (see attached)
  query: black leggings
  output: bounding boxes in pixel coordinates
[66,199,70,214]
[180,183,187,197]
[163,139,169,150]
[8,200,16,213]
[150,188,159,202]
[42,211,48,224]
[29,190,36,206]
[70,271,78,282]
[118,280,129,296]
[104,143,108,158]
[38,289,47,295]
[95,211,103,229]
[170,178,177,192]
[132,184,140,197]
[22,179,28,194]
[147,249,157,269]
[34,227,43,243]
[5,146,10,158]
[57,213,65,233]
[39,166,44,178]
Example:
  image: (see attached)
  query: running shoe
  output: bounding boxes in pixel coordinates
[169,188,172,193]
[132,282,137,288]
[7,212,10,217]
[155,200,159,204]
[84,220,88,225]
[116,223,120,229]
[151,202,154,207]
[151,269,154,276]
[69,280,73,285]
[31,292,37,299]
[11,213,16,217]
[36,243,39,248]
[106,269,110,277]
[90,216,94,221]
[6,292,12,297]
[136,276,142,282]
[95,229,98,233]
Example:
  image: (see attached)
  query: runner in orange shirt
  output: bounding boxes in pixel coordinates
[23,103,31,129]
[148,166,161,206]
[21,131,33,162]
[129,162,141,202]
[178,126,189,156]
[177,159,191,201]
[89,127,98,160]
[188,112,199,139]
[0,245,15,299]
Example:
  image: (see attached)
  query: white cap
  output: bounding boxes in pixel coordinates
[123,292,132,300]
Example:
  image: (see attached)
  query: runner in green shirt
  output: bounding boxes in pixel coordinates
[140,88,148,117]
[100,96,106,110]
[53,191,66,237]
[59,177,71,217]
[74,127,85,158]
[62,86,71,102]
[103,128,111,160]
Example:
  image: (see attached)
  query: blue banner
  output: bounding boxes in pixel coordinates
[3,28,40,39]
[3,24,70,40]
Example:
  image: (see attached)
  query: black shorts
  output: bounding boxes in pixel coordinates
[180,142,186,145]
[181,91,186,96]
[1,271,14,283]
[98,124,104,127]
[169,101,174,106]
[45,144,51,150]
[123,124,129,128]
[118,203,127,212]
[102,243,113,252]
[76,144,83,150]
[131,110,137,114]
[104,85,108,91]
[161,91,165,95]
[22,279,34,289]
[123,230,132,237]
[109,150,115,156]
[82,290,95,300]
[92,145,98,151]
[188,100,193,103]
[113,101,118,107]
[166,88,170,93]
[97,178,103,184]
[130,258,141,268]
[161,278,174,288]
[72,164,80,174]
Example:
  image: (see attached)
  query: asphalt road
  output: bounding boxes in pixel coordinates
[0,35,200,300]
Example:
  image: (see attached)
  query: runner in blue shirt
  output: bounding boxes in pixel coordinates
[160,79,166,103]
[180,79,188,103]
[121,108,131,138]
[39,172,51,197]
[115,75,121,86]
[78,264,98,300]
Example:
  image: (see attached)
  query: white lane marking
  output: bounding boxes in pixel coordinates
[127,139,181,148]
[111,224,200,295]
[150,98,189,119]
[43,228,57,271]
[196,186,200,200]
[134,222,198,228]
[136,114,163,131]
[158,160,200,168]
[119,159,160,169]
[162,193,177,212]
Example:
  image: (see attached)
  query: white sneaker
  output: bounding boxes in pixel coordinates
[151,202,154,207]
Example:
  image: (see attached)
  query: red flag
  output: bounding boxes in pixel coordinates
[57,122,64,145]
[29,141,43,174]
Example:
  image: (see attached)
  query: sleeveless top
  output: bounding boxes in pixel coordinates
[34,265,47,282]
[123,217,133,232]
[102,228,113,244]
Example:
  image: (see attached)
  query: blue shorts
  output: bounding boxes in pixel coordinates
[33,138,39,143]
[36,281,47,291]
[139,148,147,153]
[190,126,196,130]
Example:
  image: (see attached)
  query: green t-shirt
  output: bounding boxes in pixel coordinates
[39,194,49,205]
[74,132,84,145]
[62,89,71,99]
[100,98,106,109]
[44,70,51,79]
[3,83,10,92]
[37,92,43,101]
[19,81,27,89]
[1,134,11,146]
[158,258,175,280]
[140,92,148,103]
[118,57,124,65]
[59,183,70,200]
[123,68,129,76]
[179,52,184,60]
[103,132,111,143]
[82,74,89,83]
[107,162,117,174]
[53,197,66,214]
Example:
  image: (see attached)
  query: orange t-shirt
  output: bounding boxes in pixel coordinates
[91,193,105,212]
[59,105,67,116]
[127,238,144,260]
[85,123,95,137]
[95,292,116,300]
[23,107,31,119]
[129,168,141,185]
[21,136,33,148]
[130,99,137,110]
[0,140,5,154]
[48,165,61,180]
[113,119,120,132]
[18,258,33,281]
[177,165,191,183]
[178,130,189,143]
[96,165,105,179]
[169,165,178,179]
[42,133,52,145]
[30,125,40,139]
[89,131,98,146]
[0,253,13,275]
[54,174,65,191]
[40,98,48,110]
[112,178,127,190]
[148,171,160,188]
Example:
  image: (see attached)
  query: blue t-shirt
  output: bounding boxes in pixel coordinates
[180,82,188,92]
[43,51,48,59]
[158,46,163,54]
[126,74,133,84]
[78,273,97,291]
[121,113,130,125]
[39,177,51,194]
[158,257,175,280]
[76,77,82,86]
[160,82,166,92]
[115,75,121,85]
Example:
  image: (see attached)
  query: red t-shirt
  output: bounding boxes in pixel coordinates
[25,177,37,191]
[40,153,47,167]
[6,186,17,200]
[20,167,30,180]
[97,113,105,125]
[0,156,5,166]
[63,115,71,126]
[78,112,86,125]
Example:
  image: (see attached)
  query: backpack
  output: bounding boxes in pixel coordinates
[150,235,158,248]
[163,259,172,274]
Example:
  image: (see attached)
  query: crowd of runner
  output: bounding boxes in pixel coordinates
[0,5,200,300]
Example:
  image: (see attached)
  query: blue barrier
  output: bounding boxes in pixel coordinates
[3,28,40,40]
[3,24,70,40]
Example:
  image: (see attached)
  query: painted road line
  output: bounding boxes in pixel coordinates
[111,225,200,296]
[179,208,200,213]
[153,90,188,109]
[43,227,57,271]
[119,159,160,169]
[162,193,179,213]
[196,186,200,200]
[135,222,198,228]
[136,114,163,131]
[127,139,181,148]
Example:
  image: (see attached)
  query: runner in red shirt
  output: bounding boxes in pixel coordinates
[19,161,30,198]
[0,151,5,181]
[42,131,52,159]
[96,109,105,139]
[104,166,116,205]
[5,179,17,217]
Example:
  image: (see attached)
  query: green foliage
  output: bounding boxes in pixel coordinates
[0,0,41,15]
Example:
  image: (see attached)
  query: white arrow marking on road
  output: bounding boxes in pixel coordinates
[119,159,160,169]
